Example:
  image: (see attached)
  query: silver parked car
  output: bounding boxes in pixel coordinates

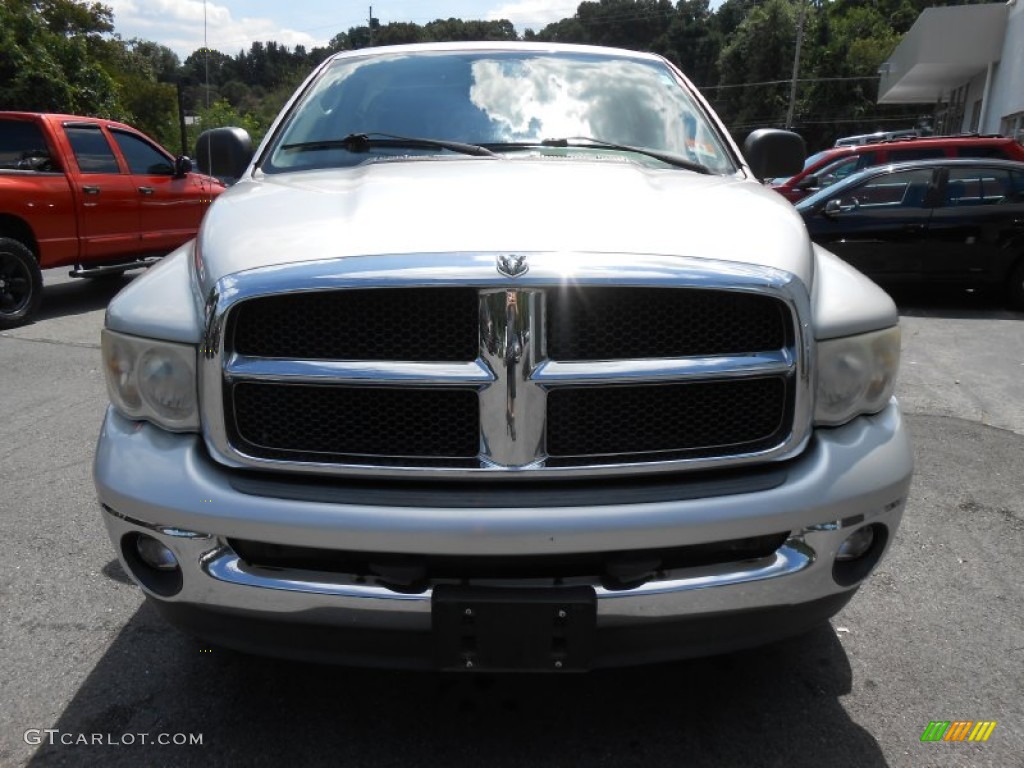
[95,43,912,670]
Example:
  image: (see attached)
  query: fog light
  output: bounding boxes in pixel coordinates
[135,534,179,571]
[121,532,183,597]
[833,524,888,587]
[836,527,875,562]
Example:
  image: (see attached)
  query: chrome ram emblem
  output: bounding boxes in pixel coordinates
[496,253,528,278]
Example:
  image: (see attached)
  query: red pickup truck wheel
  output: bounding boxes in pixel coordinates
[0,237,43,329]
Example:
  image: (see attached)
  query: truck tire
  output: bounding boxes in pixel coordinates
[1009,259,1024,311]
[0,237,43,329]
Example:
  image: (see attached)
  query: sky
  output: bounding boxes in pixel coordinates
[103,0,587,59]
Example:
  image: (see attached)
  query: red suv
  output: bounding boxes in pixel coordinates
[770,135,1024,203]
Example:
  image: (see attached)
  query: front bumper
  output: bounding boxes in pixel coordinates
[94,401,912,668]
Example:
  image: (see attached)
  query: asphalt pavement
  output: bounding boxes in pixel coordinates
[1,272,1021,767]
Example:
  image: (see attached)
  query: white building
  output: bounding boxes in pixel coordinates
[878,0,1024,141]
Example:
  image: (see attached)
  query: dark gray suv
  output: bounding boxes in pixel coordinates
[798,158,1024,308]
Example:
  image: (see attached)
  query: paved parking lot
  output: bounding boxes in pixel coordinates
[1,271,1022,767]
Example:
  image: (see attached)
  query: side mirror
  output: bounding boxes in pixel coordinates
[195,127,254,184]
[17,153,53,172]
[743,129,806,181]
[173,155,193,178]
[823,199,843,217]
[796,174,819,190]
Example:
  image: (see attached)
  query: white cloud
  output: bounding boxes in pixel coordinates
[486,1,578,32]
[103,0,586,59]
[105,0,330,59]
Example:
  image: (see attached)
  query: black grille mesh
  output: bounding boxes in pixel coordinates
[231,383,479,459]
[229,533,789,583]
[547,378,787,458]
[230,288,479,361]
[547,288,788,360]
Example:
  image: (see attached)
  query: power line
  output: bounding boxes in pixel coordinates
[797,114,927,125]
[699,75,880,91]
[727,113,925,130]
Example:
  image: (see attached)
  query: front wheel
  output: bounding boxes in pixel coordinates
[0,237,43,329]
[1009,259,1024,311]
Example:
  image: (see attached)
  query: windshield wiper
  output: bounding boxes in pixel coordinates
[280,132,498,158]
[483,137,712,174]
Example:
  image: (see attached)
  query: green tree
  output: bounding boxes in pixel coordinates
[346,25,373,50]
[326,30,352,52]
[534,0,674,48]
[657,0,720,87]
[531,16,588,42]
[95,37,181,146]
[181,46,234,110]
[116,74,178,147]
[33,0,113,35]
[1,0,939,155]
[423,18,517,41]
[715,0,799,135]
[794,1,914,148]
[0,0,122,115]
[187,98,266,152]
[372,21,425,46]
[124,38,181,82]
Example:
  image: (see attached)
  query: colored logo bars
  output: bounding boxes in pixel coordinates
[920,721,997,742]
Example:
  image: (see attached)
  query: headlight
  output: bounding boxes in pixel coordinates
[101,330,199,431]
[815,325,900,427]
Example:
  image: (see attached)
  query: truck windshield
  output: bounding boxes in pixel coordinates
[262,49,737,175]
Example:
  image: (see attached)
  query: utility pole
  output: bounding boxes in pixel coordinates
[368,6,373,46]
[785,0,808,131]
[176,79,188,156]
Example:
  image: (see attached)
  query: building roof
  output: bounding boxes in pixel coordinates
[878,3,1010,104]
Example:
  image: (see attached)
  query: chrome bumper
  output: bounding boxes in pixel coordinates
[101,506,899,625]
[94,400,912,663]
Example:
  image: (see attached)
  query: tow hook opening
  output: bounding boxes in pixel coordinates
[121,532,183,597]
[832,524,888,587]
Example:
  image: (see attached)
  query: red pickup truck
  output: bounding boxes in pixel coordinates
[0,112,225,328]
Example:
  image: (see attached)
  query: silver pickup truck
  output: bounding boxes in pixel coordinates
[94,42,912,671]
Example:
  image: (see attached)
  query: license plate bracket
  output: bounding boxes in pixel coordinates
[432,585,597,672]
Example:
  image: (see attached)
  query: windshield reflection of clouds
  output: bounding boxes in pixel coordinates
[268,52,733,173]
[470,58,703,156]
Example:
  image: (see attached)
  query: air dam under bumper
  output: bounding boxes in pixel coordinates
[94,401,912,669]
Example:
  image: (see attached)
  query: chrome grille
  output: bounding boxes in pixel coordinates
[201,253,813,479]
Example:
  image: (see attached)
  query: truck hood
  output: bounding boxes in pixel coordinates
[197,157,813,291]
